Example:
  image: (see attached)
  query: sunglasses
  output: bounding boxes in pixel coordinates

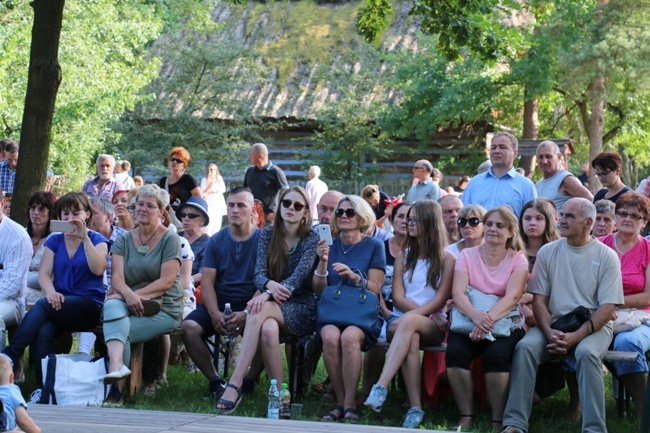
[169,157,184,164]
[126,205,136,211]
[364,188,377,198]
[458,217,482,228]
[180,212,201,219]
[335,208,357,218]
[281,199,306,211]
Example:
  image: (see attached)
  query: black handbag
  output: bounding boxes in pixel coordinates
[316,270,380,335]
[551,306,591,333]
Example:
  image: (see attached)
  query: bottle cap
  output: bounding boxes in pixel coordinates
[225,303,231,308]
[270,379,277,385]
[281,383,288,389]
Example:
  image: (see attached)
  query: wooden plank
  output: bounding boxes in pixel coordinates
[28,406,455,433]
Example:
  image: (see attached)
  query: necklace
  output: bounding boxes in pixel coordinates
[342,241,359,255]
[288,239,300,255]
[32,236,44,247]
[481,245,507,270]
[613,233,636,260]
[137,228,159,255]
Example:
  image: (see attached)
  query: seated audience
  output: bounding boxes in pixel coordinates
[181,187,261,401]
[176,196,210,288]
[592,199,617,237]
[3,192,108,401]
[448,204,487,257]
[25,192,57,304]
[364,200,454,429]
[501,198,623,433]
[313,195,386,423]
[446,206,528,431]
[112,189,135,231]
[439,195,463,245]
[216,186,319,414]
[102,185,183,403]
[362,185,391,229]
[599,192,650,417]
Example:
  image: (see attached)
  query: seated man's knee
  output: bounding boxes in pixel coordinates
[573,340,602,363]
[181,320,204,340]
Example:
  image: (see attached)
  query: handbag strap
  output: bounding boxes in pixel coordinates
[350,268,369,293]
[42,354,57,405]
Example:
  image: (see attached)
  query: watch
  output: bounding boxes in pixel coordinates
[264,289,273,297]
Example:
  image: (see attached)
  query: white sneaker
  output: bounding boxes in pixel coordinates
[363,383,388,412]
[103,365,131,384]
[29,389,42,404]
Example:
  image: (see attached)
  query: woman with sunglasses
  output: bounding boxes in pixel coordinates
[448,204,487,257]
[598,192,650,416]
[176,197,211,289]
[313,195,386,423]
[364,200,455,428]
[591,151,631,203]
[216,186,319,414]
[158,147,202,219]
[112,189,135,231]
[446,206,528,431]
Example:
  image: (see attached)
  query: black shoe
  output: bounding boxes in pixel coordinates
[241,376,256,395]
[209,377,227,402]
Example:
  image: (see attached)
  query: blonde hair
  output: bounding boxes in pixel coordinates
[333,195,376,233]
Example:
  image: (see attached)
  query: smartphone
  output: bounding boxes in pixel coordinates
[317,224,333,246]
[50,220,74,233]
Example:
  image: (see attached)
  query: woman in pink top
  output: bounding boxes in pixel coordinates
[446,206,528,431]
[599,191,650,416]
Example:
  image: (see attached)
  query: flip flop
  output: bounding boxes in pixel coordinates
[215,383,243,415]
[343,407,359,424]
[320,405,343,422]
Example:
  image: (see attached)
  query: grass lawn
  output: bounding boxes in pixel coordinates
[17,343,642,432]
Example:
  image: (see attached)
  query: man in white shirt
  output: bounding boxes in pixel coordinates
[0,187,31,350]
[305,165,328,222]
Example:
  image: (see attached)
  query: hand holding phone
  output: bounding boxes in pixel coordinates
[317,224,333,246]
[50,220,75,233]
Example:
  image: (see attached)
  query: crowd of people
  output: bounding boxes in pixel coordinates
[0,134,648,433]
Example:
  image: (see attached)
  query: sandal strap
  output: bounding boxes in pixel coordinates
[226,382,242,395]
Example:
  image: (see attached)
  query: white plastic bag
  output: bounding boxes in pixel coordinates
[41,353,109,406]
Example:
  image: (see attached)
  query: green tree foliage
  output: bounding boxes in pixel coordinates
[0,0,161,189]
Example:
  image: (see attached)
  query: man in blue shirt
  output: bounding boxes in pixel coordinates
[406,159,441,202]
[181,187,261,402]
[462,132,537,217]
[0,140,18,195]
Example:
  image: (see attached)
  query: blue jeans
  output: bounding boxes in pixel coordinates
[3,296,101,388]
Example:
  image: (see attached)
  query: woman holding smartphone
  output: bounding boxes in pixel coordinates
[312,195,386,423]
[2,192,109,401]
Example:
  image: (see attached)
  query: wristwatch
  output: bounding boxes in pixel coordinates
[264,289,274,297]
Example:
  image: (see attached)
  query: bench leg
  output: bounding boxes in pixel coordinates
[128,342,144,397]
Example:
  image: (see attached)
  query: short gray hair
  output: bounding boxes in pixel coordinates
[493,132,519,151]
[251,143,268,156]
[594,199,615,216]
[136,184,170,209]
[96,154,116,166]
[90,196,114,220]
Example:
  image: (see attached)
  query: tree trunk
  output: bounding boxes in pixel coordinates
[12,0,65,225]
[519,96,538,177]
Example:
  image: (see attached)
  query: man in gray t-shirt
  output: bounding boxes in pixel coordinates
[501,198,623,433]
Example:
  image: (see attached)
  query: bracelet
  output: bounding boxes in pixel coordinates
[314,270,328,278]
[587,318,595,334]
[243,309,249,316]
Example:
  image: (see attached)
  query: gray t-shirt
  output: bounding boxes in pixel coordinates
[528,237,624,322]
[112,230,184,320]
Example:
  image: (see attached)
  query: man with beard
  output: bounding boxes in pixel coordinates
[81,155,124,199]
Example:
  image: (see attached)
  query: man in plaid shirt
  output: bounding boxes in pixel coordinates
[0,140,18,195]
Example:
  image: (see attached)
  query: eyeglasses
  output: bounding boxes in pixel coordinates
[180,212,201,219]
[458,217,482,228]
[594,170,612,178]
[412,166,425,171]
[281,199,306,211]
[126,205,136,211]
[407,217,419,225]
[169,157,184,164]
[616,211,645,221]
[364,188,377,198]
[29,205,48,213]
[335,208,357,218]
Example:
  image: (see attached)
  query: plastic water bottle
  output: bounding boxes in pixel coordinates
[279,382,291,419]
[267,379,280,419]
[223,303,233,343]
